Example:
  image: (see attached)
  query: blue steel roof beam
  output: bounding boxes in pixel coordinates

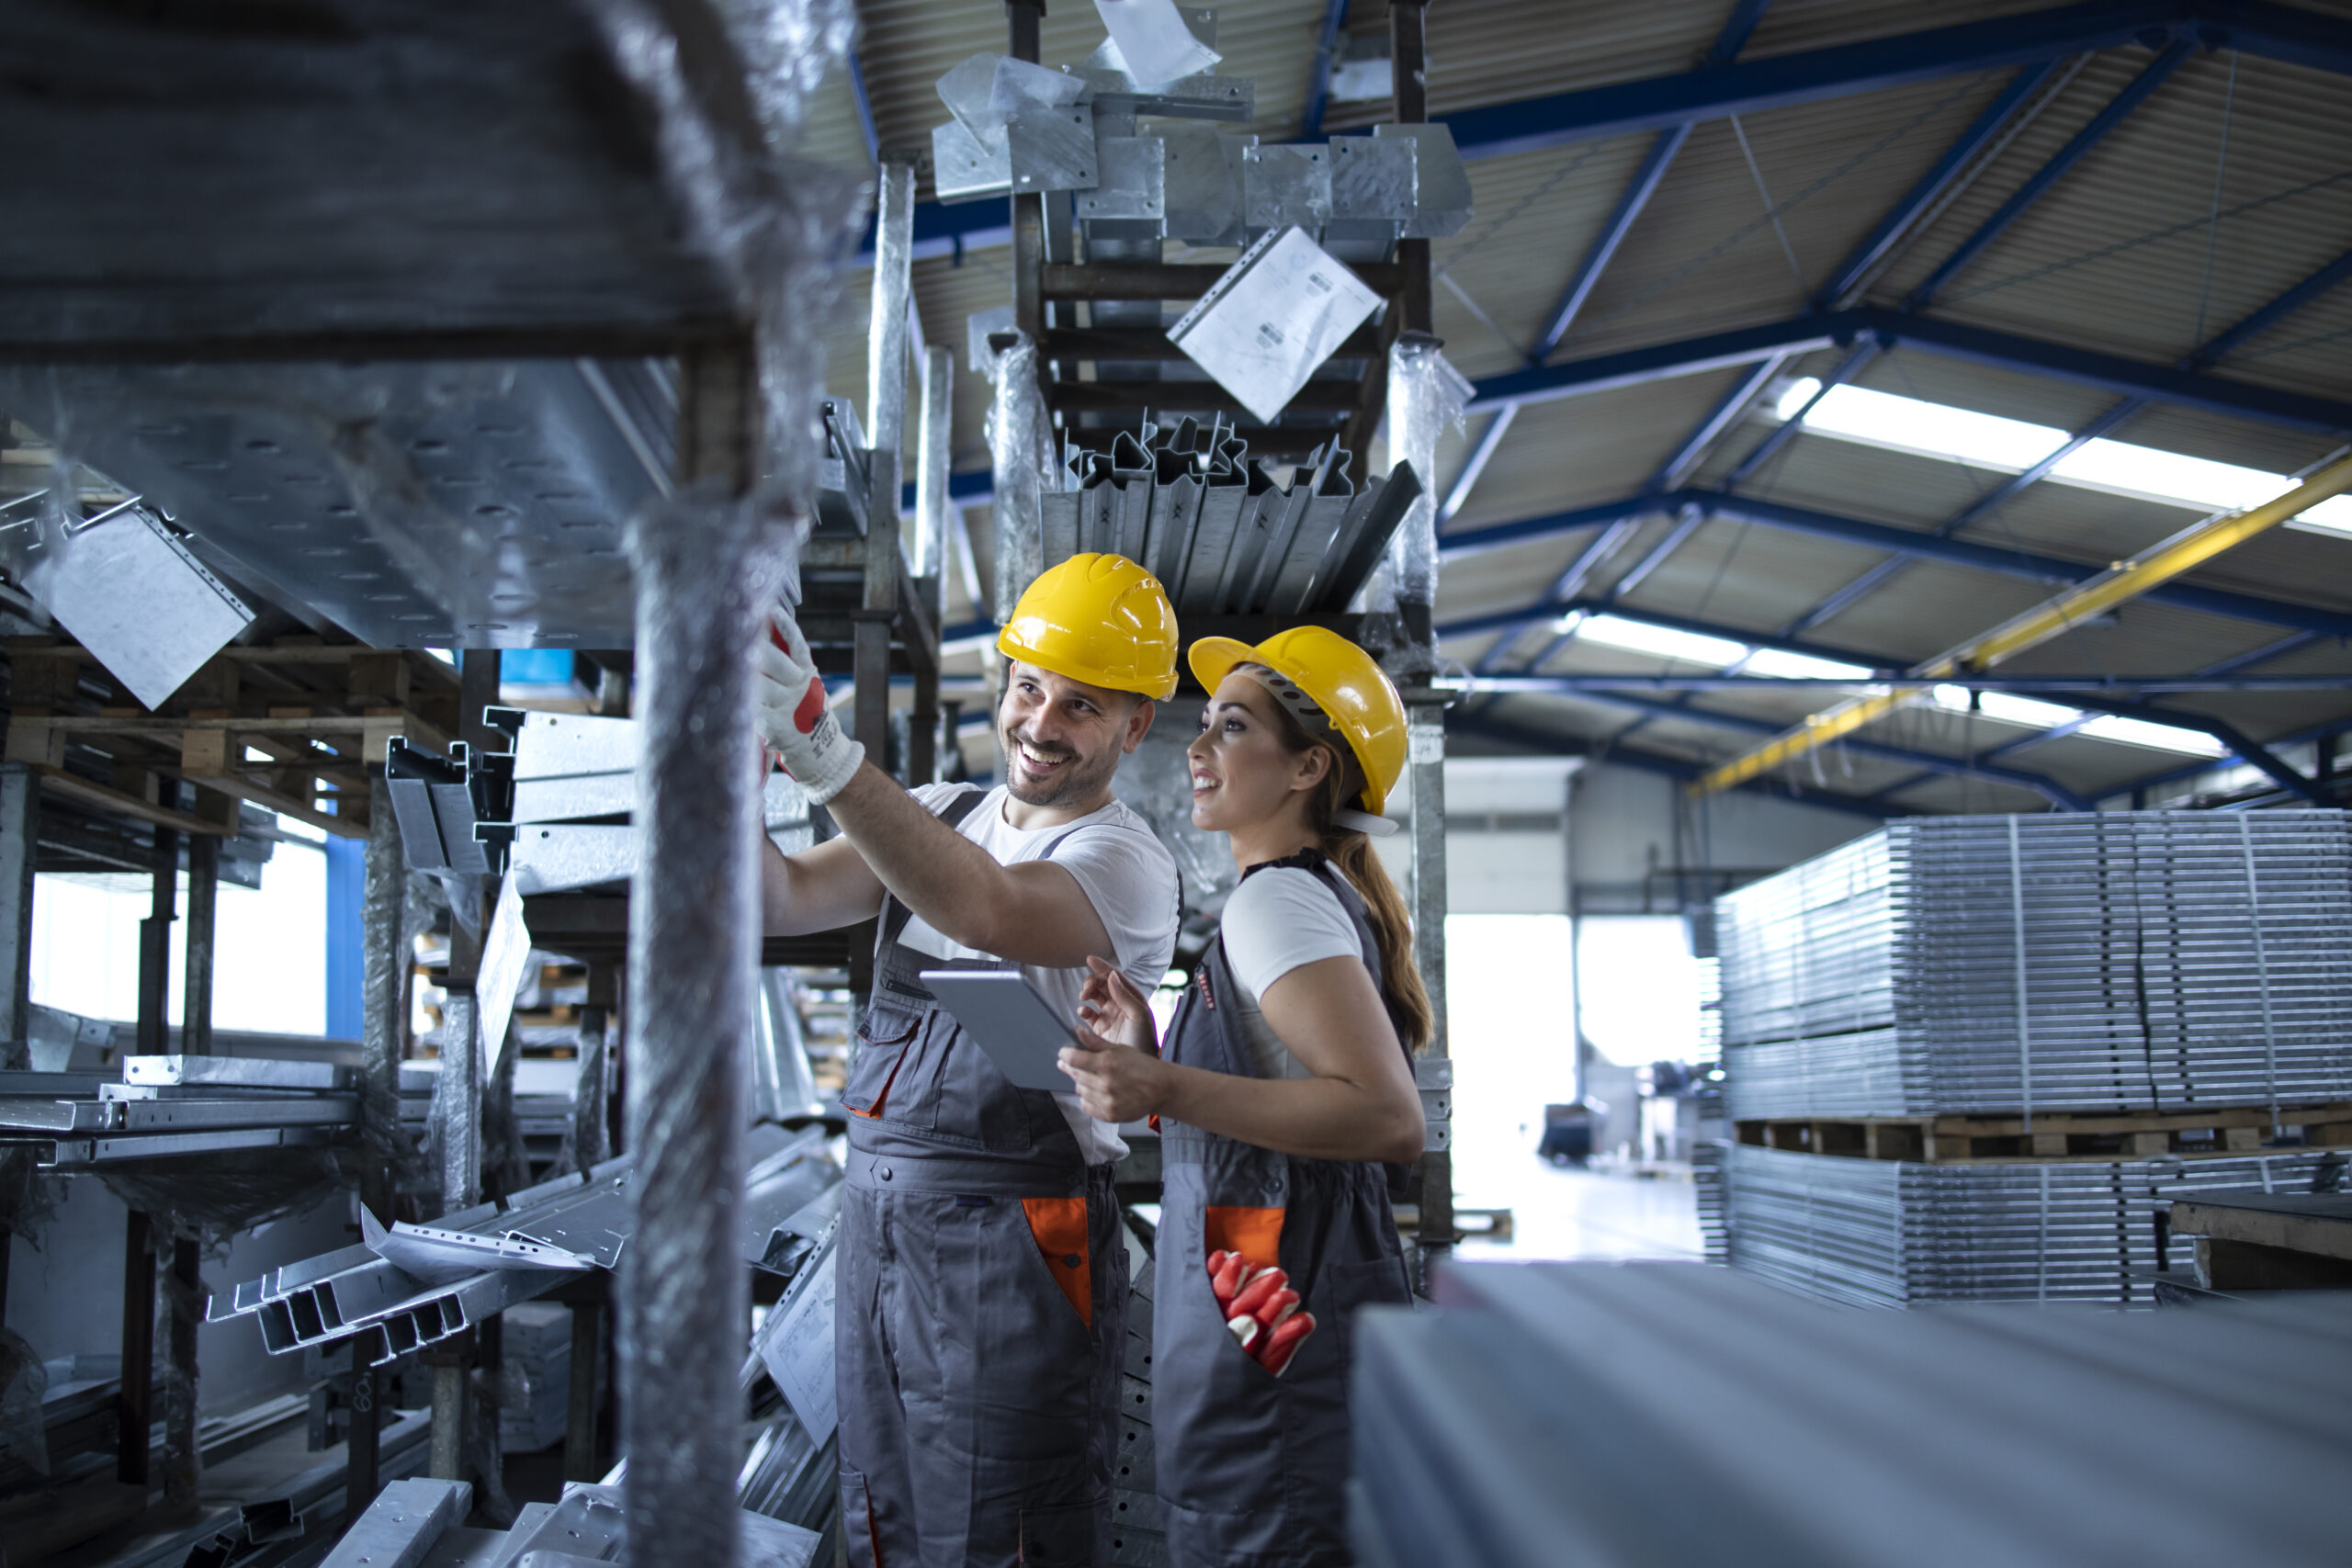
[1439,490,2352,640]
[1532,125,1693,363]
[1462,674,2352,692]
[1650,355,1793,491]
[2196,631,2317,676]
[2109,712,2352,795]
[1721,340,1881,486]
[1815,61,2065,309]
[1465,310,2352,435]
[845,50,881,165]
[1602,502,1712,604]
[1450,713,1901,819]
[871,6,2352,265]
[1555,686,2093,809]
[1439,596,2335,805]
[1299,0,1352,141]
[1779,246,2352,634]
[1438,406,1518,524]
[1548,516,1649,601]
[1905,39,2195,310]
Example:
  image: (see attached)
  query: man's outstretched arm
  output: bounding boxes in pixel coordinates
[820,762,1114,968]
[760,829,889,937]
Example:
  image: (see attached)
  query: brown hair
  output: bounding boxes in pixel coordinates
[1261,697,1435,1054]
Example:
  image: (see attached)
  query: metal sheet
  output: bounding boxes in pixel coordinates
[1167,229,1379,425]
[316,1478,472,1568]
[0,359,664,648]
[1080,135,1167,222]
[1241,145,1332,232]
[34,506,254,709]
[1008,105,1100,195]
[1159,123,1244,243]
[1372,123,1472,240]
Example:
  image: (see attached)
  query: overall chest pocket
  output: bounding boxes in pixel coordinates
[841,1004,924,1120]
[845,1003,1039,1152]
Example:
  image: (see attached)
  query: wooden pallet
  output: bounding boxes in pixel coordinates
[1735,1103,2352,1164]
[5,635,459,838]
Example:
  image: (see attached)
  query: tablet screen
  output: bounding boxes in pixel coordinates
[918,969,1080,1092]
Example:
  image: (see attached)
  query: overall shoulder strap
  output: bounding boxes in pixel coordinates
[877,786,989,946]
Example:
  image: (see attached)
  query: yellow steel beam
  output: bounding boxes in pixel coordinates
[1691,452,2352,798]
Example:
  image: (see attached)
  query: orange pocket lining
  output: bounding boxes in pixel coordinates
[1204,1205,1284,1273]
[1021,1196,1092,1326]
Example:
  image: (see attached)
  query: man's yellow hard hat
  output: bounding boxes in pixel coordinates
[997,552,1180,701]
[1188,626,1408,817]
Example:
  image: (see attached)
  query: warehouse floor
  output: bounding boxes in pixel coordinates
[1458,1165,1703,1264]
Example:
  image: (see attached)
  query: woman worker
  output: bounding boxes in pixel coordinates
[1057,626,1431,1567]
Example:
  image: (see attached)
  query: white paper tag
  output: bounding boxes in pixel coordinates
[758,1247,839,1444]
[476,873,533,1076]
[1093,0,1219,86]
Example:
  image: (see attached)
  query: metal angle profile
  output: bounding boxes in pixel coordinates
[1040,419,1420,616]
[1714,812,2352,1120]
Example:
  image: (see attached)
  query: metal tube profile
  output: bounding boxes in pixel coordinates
[361,775,408,1217]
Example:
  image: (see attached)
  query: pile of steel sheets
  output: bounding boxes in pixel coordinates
[1698,1141,2349,1307]
[1351,1259,2352,1568]
[1715,812,2352,1118]
[1038,418,1420,616]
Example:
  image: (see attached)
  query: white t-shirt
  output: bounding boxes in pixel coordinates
[891,783,1181,1163]
[1217,865,1364,1080]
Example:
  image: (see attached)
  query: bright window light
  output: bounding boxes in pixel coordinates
[2075,715,2230,755]
[1776,382,2352,537]
[1742,647,1876,680]
[1928,683,2082,728]
[1574,614,1746,666]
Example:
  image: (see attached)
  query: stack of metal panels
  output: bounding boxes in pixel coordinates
[1716,812,2352,1119]
[1039,419,1419,616]
[1350,1260,2352,1568]
[1699,1141,2348,1308]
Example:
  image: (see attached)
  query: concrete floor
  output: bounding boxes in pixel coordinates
[1454,1162,1704,1264]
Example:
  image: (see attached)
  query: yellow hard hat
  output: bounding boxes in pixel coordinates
[1188,626,1408,817]
[997,552,1179,700]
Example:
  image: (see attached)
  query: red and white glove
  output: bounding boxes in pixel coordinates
[1207,1250,1315,1376]
[755,609,865,805]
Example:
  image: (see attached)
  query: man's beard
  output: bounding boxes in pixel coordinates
[1001,725,1121,808]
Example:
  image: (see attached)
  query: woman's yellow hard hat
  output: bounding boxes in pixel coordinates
[997,552,1179,700]
[1188,626,1408,817]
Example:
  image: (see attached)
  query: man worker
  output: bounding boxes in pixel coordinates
[753,551,1182,1568]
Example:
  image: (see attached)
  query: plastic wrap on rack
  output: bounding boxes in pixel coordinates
[0,1325,47,1477]
[1361,333,1468,626]
[1112,702,1236,924]
[583,0,865,513]
[985,331,1057,618]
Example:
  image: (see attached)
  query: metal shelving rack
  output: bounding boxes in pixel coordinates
[0,4,921,1561]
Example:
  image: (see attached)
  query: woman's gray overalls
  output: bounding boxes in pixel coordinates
[1152,852,1414,1567]
[835,787,1134,1568]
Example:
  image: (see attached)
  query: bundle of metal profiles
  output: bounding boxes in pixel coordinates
[1349,1260,2352,1568]
[1697,1142,2349,1308]
[1038,419,1420,616]
[733,1196,845,1542]
[317,1477,820,1568]
[0,1055,356,1169]
[210,1130,841,1366]
[1714,812,2352,1118]
[157,1411,435,1568]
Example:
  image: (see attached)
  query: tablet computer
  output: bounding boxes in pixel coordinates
[918,969,1080,1092]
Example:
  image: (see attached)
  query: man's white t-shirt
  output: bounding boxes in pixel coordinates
[891,782,1181,1163]
[1217,866,1363,1080]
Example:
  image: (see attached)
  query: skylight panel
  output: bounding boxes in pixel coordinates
[1770,382,2352,537]
[1783,381,2069,470]
[1574,615,1747,667]
[1928,684,2081,729]
[1742,647,1877,680]
[2074,715,2230,755]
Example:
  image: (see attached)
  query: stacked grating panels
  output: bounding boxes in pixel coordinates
[1039,419,1420,616]
[1697,1142,2349,1309]
[1350,1261,2352,1568]
[1715,812,2352,1119]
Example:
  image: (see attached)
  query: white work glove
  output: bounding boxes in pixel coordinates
[755,609,865,805]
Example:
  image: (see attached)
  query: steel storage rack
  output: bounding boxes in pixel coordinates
[1703,809,2352,1306]
[0,6,899,1567]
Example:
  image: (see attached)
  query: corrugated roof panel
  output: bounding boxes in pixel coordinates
[1441,373,1741,530]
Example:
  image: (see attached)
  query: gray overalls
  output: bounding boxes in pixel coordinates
[1153,852,1415,1567]
[836,787,1131,1568]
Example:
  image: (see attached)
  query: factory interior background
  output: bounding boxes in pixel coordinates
[3,1,2349,1565]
